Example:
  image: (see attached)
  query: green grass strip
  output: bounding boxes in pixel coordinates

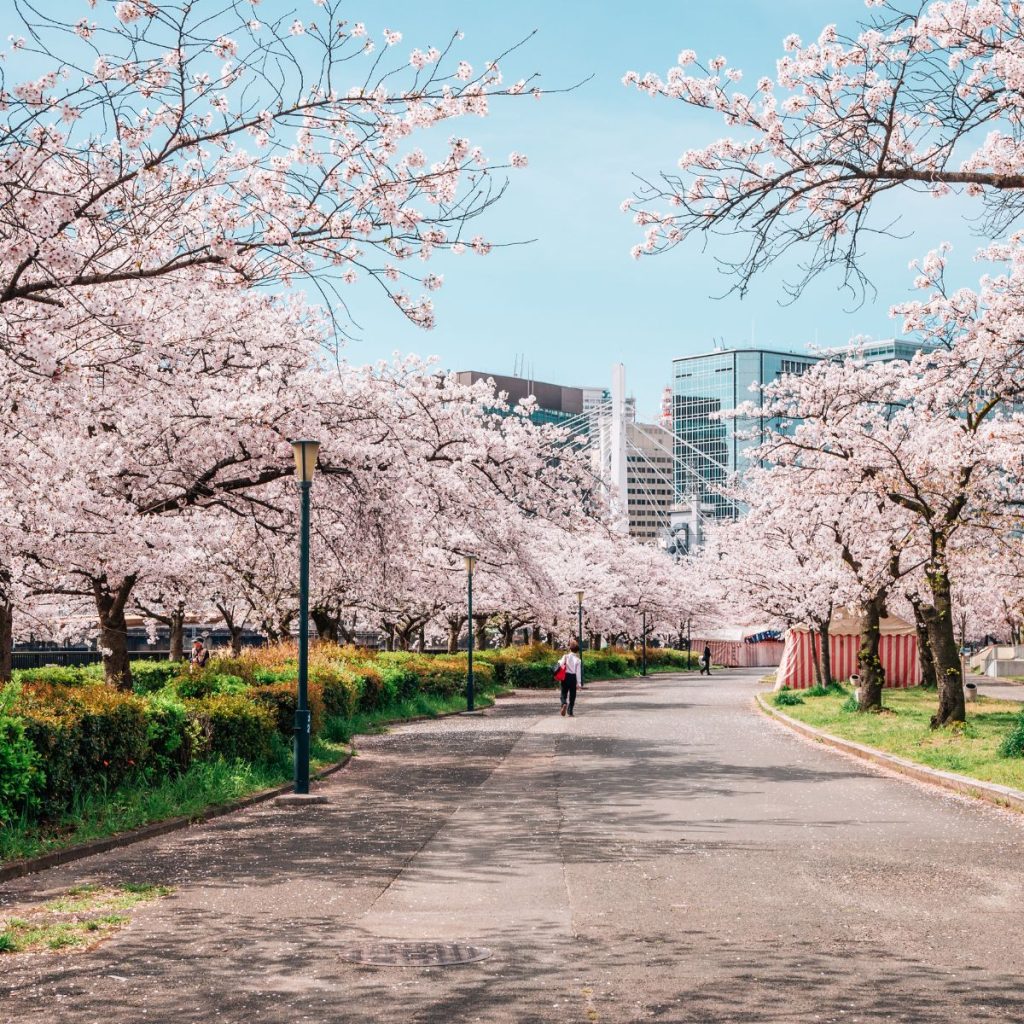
[772,686,1024,791]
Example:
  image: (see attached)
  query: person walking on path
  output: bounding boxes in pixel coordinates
[558,640,582,716]
[699,644,712,676]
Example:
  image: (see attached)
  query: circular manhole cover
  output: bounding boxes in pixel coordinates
[339,940,492,967]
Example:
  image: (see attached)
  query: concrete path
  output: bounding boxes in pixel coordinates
[976,681,1024,702]
[3,671,1024,1023]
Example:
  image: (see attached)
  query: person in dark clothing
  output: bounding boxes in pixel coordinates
[557,640,581,716]
[190,638,210,673]
[700,644,712,676]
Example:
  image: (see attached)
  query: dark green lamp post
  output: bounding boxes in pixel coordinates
[291,438,319,794]
[576,590,584,687]
[463,554,477,711]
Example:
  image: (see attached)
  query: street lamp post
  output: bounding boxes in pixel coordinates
[290,439,320,795]
[576,590,584,687]
[686,617,692,671]
[641,610,648,676]
[463,554,477,711]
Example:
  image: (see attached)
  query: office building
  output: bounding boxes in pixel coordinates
[624,420,676,543]
[671,348,820,519]
[453,370,588,430]
[821,337,937,364]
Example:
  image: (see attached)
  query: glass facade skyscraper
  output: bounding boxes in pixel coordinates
[671,349,820,519]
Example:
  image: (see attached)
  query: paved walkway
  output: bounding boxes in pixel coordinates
[3,671,1024,1023]
[975,680,1024,702]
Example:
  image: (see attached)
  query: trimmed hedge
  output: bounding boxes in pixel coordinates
[2,641,688,830]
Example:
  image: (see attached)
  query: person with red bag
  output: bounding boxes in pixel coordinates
[555,640,582,717]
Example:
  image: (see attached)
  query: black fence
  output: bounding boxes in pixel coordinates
[11,649,175,671]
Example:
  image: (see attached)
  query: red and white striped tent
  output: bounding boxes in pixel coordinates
[775,613,921,690]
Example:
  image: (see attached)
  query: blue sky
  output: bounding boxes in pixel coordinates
[5,1,992,418]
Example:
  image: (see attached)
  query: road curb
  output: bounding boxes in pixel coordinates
[0,690,517,887]
[755,694,1024,815]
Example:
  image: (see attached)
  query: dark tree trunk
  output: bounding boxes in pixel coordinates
[500,617,515,647]
[446,616,463,654]
[809,626,824,689]
[474,614,488,651]
[418,625,426,652]
[168,601,186,662]
[94,575,136,691]
[217,604,245,656]
[383,622,395,652]
[820,614,833,688]
[310,608,340,644]
[531,625,542,643]
[910,597,938,689]
[0,595,12,684]
[857,594,886,712]
[925,557,965,726]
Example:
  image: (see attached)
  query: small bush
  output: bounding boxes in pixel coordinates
[0,684,41,824]
[773,688,805,707]
[131,661,183,695]
[174,673,248,700]
[804,682,847,698]
[248,682,324,738]
[187,694,276,763]
[15,684,151,816]
[142,694,193,776]
[13,665,94,687]
[841,693,860,713]
[998,710,1024,759]
[505,662,556,688]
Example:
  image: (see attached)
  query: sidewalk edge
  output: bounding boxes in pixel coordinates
[755,694,1024,815]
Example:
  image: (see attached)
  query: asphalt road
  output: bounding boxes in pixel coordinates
[3,670,1024,1024]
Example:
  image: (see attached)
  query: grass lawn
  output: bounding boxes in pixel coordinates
[770,687,1024,792]
[0,882,173,955]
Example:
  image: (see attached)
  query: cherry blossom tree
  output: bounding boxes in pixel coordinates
[624,0,1024,299]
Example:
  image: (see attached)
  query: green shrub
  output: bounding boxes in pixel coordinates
[772,688,805,707]
[0,684,41,824]
[248,682,324,738]
[355,666,388,714]
[505,661,557,688]
[142,694,193,776]
[380,665,419,702]
[13,665,94,687]
[998,709,1024,758]
[203,656,258,685]
[187,694,276,763]
[589,652,629,676]
[131,660,183,695]
[804,682,847,698]
[15,684,151,816]
[317,668,360,719]
[174,673,247,700]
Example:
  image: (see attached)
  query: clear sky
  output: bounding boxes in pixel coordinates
[4,1,992,419]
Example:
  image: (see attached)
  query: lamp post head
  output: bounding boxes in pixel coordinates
[460,553,477,574]
[576,590,585,606]
[290,439,321,483]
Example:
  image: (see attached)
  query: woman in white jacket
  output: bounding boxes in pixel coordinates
[557,640,582,717]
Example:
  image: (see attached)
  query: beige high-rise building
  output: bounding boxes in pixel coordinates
[625,420,675,543]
